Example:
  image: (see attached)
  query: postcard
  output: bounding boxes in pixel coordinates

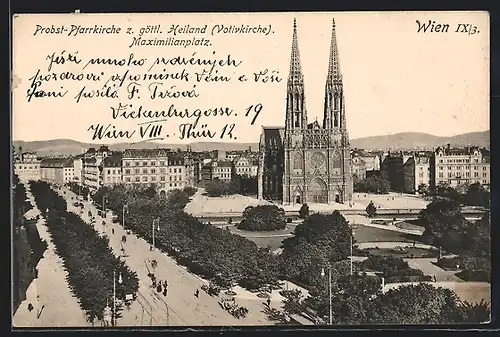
[11,11,490,328]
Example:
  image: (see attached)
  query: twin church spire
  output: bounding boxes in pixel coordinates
[286,18,346,132]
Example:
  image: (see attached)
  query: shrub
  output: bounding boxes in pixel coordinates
[299,204,309,219]
[237,205,287,232]
[455,269,490,283]
[436,256,490,271]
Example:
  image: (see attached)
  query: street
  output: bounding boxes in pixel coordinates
[60,187,275,326]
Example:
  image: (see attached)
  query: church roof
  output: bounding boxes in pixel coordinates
[307,120,321,129]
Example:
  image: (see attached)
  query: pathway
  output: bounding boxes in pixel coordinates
[13,183,89,328]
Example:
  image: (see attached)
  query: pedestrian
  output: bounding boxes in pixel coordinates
[266,298,271,307]
[195,289,199,298]
[163,288,167,297]
[112,228,115,234]
[157,283,163,293]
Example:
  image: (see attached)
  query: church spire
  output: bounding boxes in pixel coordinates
[323,18,344,130]
[327,18,342,85]
[288,18,303,85]
[286,18,307,130]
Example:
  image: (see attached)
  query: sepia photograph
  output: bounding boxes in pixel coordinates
[11,11,490,328]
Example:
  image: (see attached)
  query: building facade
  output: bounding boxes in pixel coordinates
[258,19,353,205]
[121,148,195,195]
[351,154,367,182]
[14,150,41,182]
[72,157,84,185]
[40,157,74,185]
[101,154,123,186]
[380,151,412,192]
[211,160,234,181]
[431,145,490,190]
[234,156,255,177]
[413,154,431,193]
[122,148,170,186]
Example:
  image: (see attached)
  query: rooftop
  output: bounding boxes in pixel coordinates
[123,148,170,158]
[40,157,73,168]
[102,154,122,167]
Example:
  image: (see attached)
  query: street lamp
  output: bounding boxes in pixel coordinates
[152,217,160,251]
[113,269,123,326]
[122,205,129,234]
[350,223,356,276]
[320,266,333,325]
[102,194,107,212]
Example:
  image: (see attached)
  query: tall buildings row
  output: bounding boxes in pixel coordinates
[377,145,490,194]
[13,145,261,193]
[13,143,490,196]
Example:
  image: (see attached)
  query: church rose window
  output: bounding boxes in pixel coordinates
[310,152,326,168]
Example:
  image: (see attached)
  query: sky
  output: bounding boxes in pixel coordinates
[12,11,490,144]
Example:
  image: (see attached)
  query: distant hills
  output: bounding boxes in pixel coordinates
[350,131,490,151]
[13,130,489,156]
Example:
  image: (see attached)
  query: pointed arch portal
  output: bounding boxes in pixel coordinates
[309,178,328,204]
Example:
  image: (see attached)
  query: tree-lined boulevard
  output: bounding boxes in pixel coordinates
[14,179,491,326]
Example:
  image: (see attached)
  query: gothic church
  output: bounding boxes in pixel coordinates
[257,18,353,205]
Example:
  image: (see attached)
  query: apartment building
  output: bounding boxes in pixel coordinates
[122,148,170,185]
[380,151,412,192]
[211,160,234,181]
[82,146,112,191]
[40,157,74,185]
[14,150,41,182]
[402,154,431,194]
[351,154,367,181]
[121,148,195,193]
[101,154,122,186]
[234,156,255,177]
[72,156,84,185]
[431,145,490,190]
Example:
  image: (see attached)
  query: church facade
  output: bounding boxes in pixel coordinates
[257,18,353,205]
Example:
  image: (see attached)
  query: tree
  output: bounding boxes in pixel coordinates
[205,179,239,197]
[417,183,428,195]
[418,199,470,253]
[371,284,462,324]
[354,176,390,194]
[281,289,305,315]
[29,181,139,322]
[237,205,287,231]
[464,183,490,208]
[280,212,352,287]
[463,212,490,258]
[298,203,309,219]
[456,299,491,323]
[365,201,377,218]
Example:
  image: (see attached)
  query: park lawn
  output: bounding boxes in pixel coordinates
[246,236,287,252]
[363,247,439,258]
[354,225,420,243]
